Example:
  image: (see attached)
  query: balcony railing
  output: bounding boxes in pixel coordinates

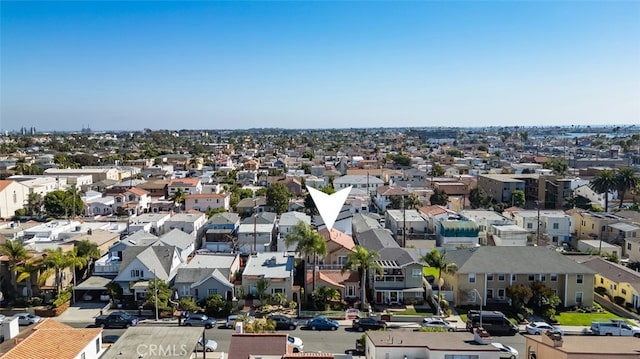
[375,275,405,283]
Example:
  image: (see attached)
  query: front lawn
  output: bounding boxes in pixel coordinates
[423,267,439,277]
[554,310,622,326]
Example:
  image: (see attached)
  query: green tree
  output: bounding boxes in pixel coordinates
[430,164,445,177]
[510,190,526,207]
[341,245,382,307]
[65,247,88,302]
[614,167,639,208]
[26,192,43,217]
[285,222,327,293]
[65,186,83,218]
[0,240,30,299]
[144,279,173,312]
[529,281,561,310]
[169,188,188,211]
[202,294,232,318]
[39,247,70,293]
[43,190,69,217]
[544,158,568,176]
[256,277,271,306]
[506,284,533,314]
[590,169,616,212]
[178,297,200,312]
[266,182,290,214]
[469,187,491,209]
[421,248,457,315]
[15,258,40,300]
[430,188,449,206]
[312,286,341,310]
[76,240,101,279]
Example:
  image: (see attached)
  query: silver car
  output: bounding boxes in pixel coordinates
[14,313,42,326]
[183,313,216,329]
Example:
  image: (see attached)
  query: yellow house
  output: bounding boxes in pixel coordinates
[579,256,640,311]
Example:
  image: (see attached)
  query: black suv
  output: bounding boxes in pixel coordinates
[465,310,518,336]
[268,315,298,330]
[352,317,387,331]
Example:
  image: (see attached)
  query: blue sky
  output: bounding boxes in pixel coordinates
[1,1,639,131]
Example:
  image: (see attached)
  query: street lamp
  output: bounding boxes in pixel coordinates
[470,288,483,329]
[152,269,159,321]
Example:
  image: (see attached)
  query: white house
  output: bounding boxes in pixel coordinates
[489,224,529,246]
[277,211,311,252]
[334,175,384,195]
[0,180,29,220]
[165,212,207,238]
[113,245,183,298]
[460,210,514,246]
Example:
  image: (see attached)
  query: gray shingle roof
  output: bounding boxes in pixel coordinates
[446,246,597,274]
[157,228,194,251]
[174,268,214,284]
[378,247,423,267]
[207,212,240,225]
[351,213,382,235]
[356,228,400,251]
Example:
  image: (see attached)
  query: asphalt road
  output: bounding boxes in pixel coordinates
[68,321,529,355]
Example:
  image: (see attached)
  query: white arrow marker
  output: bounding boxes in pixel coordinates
[308,186,352,231]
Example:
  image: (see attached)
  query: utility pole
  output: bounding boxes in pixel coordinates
[402,195,406,248]
[153,269,159,321]
[253,198,257,254]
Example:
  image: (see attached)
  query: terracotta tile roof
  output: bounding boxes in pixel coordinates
[283,353,334,358]
[306,270,359,287]
[228,333,292,359]
[169,178,201,186]
[318,228,355,251]
[127,187,149,196]
[2,318,102,359]
[418,205,454,216]
[0,180,14,192]
[186,193,228,199]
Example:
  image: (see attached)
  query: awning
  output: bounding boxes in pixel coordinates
[375,287,425,293]
[75,276,113,291]
[131,281,150,290]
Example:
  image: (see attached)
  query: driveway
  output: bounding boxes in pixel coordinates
[55,301,107,323]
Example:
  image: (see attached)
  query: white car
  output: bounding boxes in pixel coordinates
[525,321,564,335]
[195,338,218,352]
[14,313,42,325]
[226,314,238,329]
[422,317,456,332]
[287,335,304,352]
[491,342,519,359]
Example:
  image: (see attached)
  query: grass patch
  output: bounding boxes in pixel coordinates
[390,306,434,316]
[555,310,621,326]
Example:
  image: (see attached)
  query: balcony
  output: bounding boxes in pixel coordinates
[94,255,121,275]
[375,275,405,283]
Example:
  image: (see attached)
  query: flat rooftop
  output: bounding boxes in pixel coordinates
[100,326,205,359]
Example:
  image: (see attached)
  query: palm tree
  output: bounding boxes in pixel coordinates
[39,248,70,293]
[590,169,616,212]
[0,240,30,299]
[614,167,640,208]
[13,157,31,175]
[16,258,40,300]
[312,286,340,310]
[255,277,271,306]
[285,222,327,293]
[341,245,382,307]
[65,248,88,303]
[421,248,457,315]
[75,240,101,280]
[65,186,82,218]
[169,188,187,211]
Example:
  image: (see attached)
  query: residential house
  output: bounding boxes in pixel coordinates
[577,240,621,257]
[525,330,640,359]
[278,177,303,196]
[135,179,169,199]
[168,177,202,196]
[155,228,196,262]
[507,209,573,245]
[434,214,480,249]
[236,196,266,217]
[488,224,529,246]
[570,210,625,242]
[129,212,171,236]
[578,256,640,311]
[1,318,104,359]
[164,211,207,239]
[184,192,230,213]
[374,185,410,212]
[355,228,425,305]
[8,175,70,197]
[0,180,29,220]
[112,244,182,299]
[228,333,294,359]
[45,168,120,183]
[242,252,296,303]
[113,187,151,216]
[365,331,507,359]
[306,270,360,301]
[317,228,356,269]
[93,231,159,277]
[278,211,311,252]
[384,209,428,245]
[203,212,240,252]
[445,246,596,307]
[173,252,240,302]
[84,193,116,216]
[607,222,640,259]
[334,175,384,196]
[460,210,513,245]
[237,212,277,254]
[418,205,457,239]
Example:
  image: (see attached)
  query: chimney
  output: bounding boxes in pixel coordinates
[542,330,563,348]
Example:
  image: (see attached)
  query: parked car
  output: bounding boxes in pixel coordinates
[14,313,42,326]
[95,311,138,329]
[591,319,640,337]
[525,321,564,335]
[466,310,518,336]
[352,317,387,331]
[287,335,304,352]
[422,317,456,332]
[305,316,339,331]
[195,338,218,352]
[0,314,6,323]
[269,315,298,330]
[491,342,519,359]
[183,313,216,329]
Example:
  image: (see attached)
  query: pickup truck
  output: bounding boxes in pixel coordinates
[591,319,640,337]
[95,311,139,329]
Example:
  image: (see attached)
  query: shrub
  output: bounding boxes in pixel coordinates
[52,289,72,308]
[178,297,200,313]
[288,301,297,309]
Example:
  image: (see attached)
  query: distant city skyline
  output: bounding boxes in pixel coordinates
[1,1,639,132]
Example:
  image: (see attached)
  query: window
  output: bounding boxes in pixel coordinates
[511,274,517,281]
[412,268,422,278]
[575,291,583,304]
[551,273,558,281]
[498,289,505,299]
[487,289,494,299]
[469,273,476,283]
[553,223,559,229]
[130,269,143,278]
[445,355,479,359]
[577,274,583,284]
[208,289,217,295]
[487,273,494,281]
[498,273,505,281]
[600,278,604,284]
[527,223,533,229]
[272,288,285,294]
[628,243,632,250]
[539,274,546,281]
[528,274,535,281]
[346,285,355,297]
[622,288,627,295]
[12,191,17,204]
[96,338,100,353]
[338,256,347,265]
